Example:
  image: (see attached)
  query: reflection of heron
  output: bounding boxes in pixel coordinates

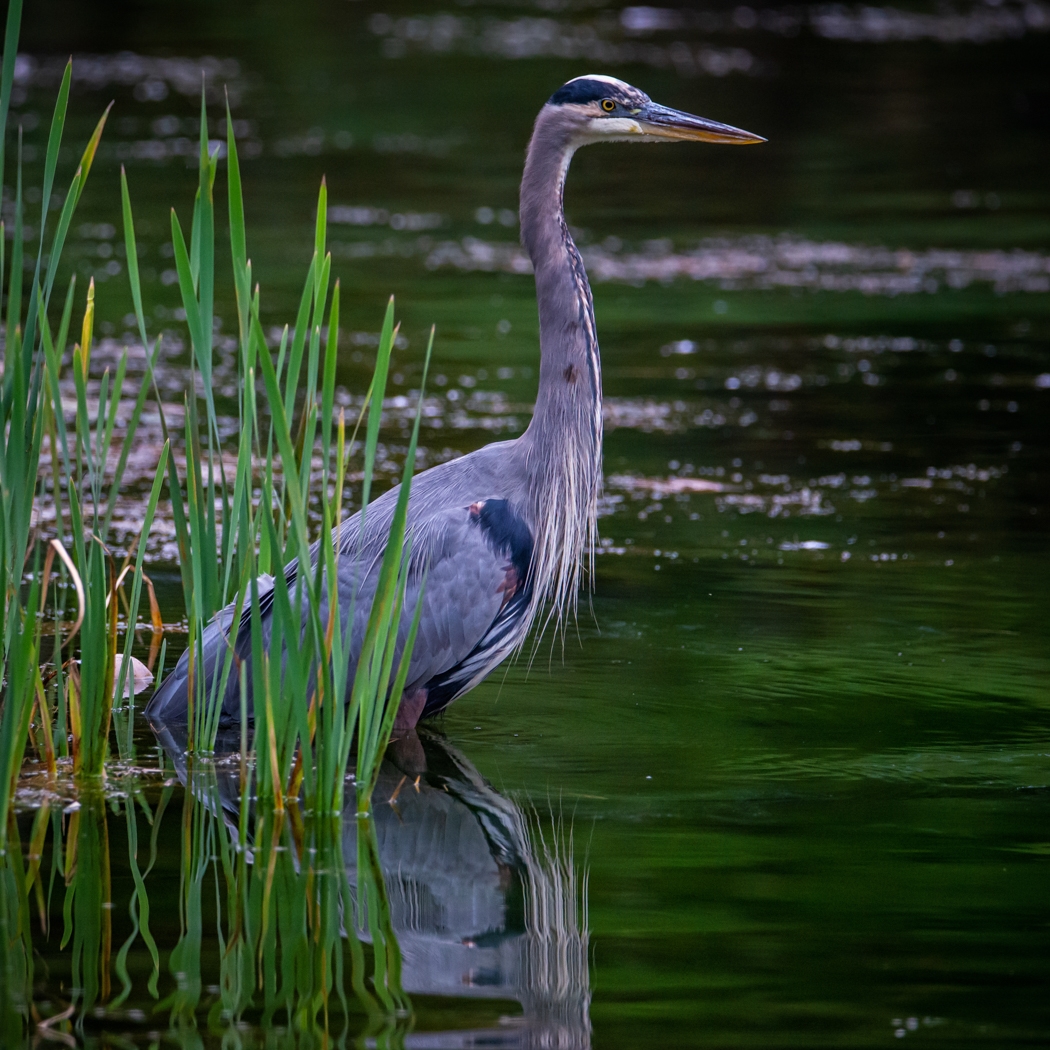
[154,725,592,1047]
[347,737,591,1046]
[146,76,763,731]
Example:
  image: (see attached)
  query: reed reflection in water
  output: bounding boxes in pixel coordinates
[77,723,591,1048]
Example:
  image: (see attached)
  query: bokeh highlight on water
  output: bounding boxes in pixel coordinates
[7,0,1049,1045]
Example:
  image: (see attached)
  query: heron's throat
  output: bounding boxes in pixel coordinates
[519,116,603,634]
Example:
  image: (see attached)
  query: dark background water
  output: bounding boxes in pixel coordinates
[8,0,1050,1045]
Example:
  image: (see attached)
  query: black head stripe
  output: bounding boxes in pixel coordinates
[548,79,612,107]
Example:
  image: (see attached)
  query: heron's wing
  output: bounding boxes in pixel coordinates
[147,494,533,726]
[345,497,534,710]
[144,599,242,723]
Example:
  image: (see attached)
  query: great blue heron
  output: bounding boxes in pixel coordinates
[146,75,763,732]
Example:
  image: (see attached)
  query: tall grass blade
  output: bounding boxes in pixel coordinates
[38,101,111,326]
[0,821,33,1041]
[0,0,23,191]
[113,443,170,704]
[352,328,433,809]
[20,59,70,376]
[4,135,23,381]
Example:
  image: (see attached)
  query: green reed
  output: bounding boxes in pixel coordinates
[138,89,430,816]
[2,0,428,806]
[1,0,121,819]
[7,782,168,1041]
[9,730,592,1044]
[0,0,171,826]
[144,747,410,1042]
[61,788,114,1017]
[0,821,32,1043]
[1,0,433,1033]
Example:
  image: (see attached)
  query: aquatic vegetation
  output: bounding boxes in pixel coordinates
[1,0,430,805]
[144,90,433,813]
[0,825,32,1042]
[1,726,591,1044]
[0,0,437,1035]
[154,728,587,1043]
[0,0,122,817]
[420,233,1050,295]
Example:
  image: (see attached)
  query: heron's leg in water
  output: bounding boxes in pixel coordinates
[389,730,426,776]
[394,687,428,733]
[389,688,429,775]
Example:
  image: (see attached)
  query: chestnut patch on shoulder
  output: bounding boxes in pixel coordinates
[564,364,578,384]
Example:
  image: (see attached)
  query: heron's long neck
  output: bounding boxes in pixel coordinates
[518,116,602,631]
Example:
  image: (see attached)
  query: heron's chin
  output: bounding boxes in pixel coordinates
[586,117,645,139]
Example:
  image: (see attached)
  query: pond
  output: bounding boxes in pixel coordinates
[5,0,1050,1046]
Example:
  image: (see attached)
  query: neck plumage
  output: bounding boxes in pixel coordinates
[518,109,603,636]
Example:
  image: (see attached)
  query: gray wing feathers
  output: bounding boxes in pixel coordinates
[399,503,510,691]
[146,438,530,726]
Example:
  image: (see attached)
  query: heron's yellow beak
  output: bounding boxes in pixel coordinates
[637,102,765,144]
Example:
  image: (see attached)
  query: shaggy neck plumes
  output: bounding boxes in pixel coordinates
[518,107,603,637]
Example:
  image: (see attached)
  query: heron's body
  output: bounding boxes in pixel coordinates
[146,76,762,730]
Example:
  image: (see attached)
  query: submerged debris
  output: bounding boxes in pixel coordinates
[423,235,1050,296]
[112,654,154,698]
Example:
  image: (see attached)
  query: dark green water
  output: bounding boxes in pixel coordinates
[9,0,1050,1045]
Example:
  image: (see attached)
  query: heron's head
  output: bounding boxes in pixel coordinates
[544,74,765,147]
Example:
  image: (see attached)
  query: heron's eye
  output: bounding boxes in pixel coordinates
[601,99,616,113]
